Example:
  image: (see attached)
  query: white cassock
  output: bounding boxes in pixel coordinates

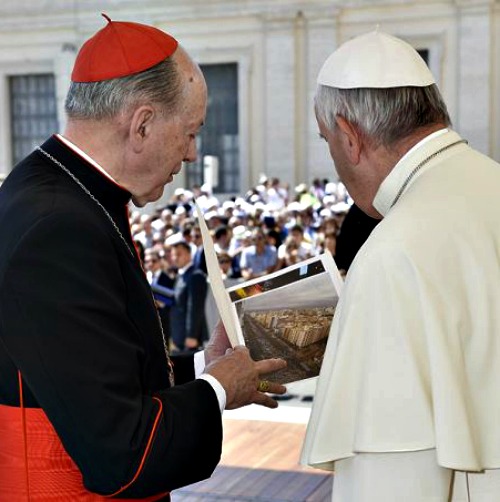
[301,129,500,501]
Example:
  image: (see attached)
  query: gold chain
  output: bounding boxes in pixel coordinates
[390,139,468,208]
[37,147,174,384]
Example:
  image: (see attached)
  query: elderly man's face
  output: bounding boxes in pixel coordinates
[316,113,372,213]
[317,114,383,219]
[131,50,207,207]
[317,115,351,185]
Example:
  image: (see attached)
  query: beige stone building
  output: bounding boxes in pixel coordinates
[251,307,334,348]
[0,0,498,203]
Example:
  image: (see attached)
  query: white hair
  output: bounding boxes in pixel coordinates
[65,58,183,120]
[315,84,451,147]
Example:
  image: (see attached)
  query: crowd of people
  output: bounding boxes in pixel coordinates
[130,176,378,351]
[132,177,353,273]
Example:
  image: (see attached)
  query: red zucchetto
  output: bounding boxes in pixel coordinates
[71,13,178,83]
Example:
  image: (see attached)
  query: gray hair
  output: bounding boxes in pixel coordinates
[65,57,183,120]
[315,84,451,147]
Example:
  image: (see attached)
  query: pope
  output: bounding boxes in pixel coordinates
[301,30,500,501]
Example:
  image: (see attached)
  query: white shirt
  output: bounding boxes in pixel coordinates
[56,134,120,185]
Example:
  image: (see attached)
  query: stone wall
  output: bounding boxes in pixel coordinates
[0,0,497,198]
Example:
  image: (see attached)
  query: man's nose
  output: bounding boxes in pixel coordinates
[183,139,197,163]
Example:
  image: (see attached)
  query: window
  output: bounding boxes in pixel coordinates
[185,63,239,193]
[9,74,58,166]
[417,49,429,65]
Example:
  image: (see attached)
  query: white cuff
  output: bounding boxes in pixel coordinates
[197,373,226,413]
[194,350,206,378]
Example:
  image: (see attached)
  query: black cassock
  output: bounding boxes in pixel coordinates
[0,136,221,499]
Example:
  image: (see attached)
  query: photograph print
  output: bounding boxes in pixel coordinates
[227,253,342,384]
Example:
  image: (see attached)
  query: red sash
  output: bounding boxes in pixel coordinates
[0,373,168,501]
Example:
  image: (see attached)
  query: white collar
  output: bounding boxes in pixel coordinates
[373,129,465,216]
[56,134,120,185]
[178,262,193,275]
[394,128,449,166]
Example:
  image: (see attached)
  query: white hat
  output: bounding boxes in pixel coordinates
[318,30,435,89]
[183,189,194,201]
[151,219,165,231]
[222,200,235,210]
[322,195,336,205]
[287,201,304,212]
[331,202,351,214]
[324,182,337,195]
[203,210,217,220]
[200,183,212,194]
[164,232,184,246]
[232,225,246,238]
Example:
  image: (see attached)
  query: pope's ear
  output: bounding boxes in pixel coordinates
[129,105,155,151]
[335,116,362,164]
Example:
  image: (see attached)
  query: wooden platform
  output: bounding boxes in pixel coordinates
[172,418,333,501]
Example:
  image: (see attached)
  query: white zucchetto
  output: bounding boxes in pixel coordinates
[318,30,435,89]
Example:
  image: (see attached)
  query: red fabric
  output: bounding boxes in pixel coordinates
[0,404,168,501]
[71,14,178,83]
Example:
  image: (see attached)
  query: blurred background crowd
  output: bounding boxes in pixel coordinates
[132,176,379,354]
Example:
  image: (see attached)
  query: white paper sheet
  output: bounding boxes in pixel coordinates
[194,202,244,346]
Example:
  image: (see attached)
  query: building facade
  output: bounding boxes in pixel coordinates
[251,307,334,348]
[0,0,498,203]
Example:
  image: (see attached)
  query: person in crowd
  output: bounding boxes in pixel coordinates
[313,216,338,256]
[265,226,283,252]
[190,224,203,252]
[144,248,163,283]
[133,238,146,264]
[265,177,288,211]
[316,231,337,264]
[0,15,286,500]
[310,177,326,201]
[135,214,155,249]
[180,222,197,255]
[171,205,188,233]
[294,183,319,209]
[239,228,278,280]
[280,238,302,268]
[160,207,174,230]
[191,224,207,273]
[301,30,500,501]
[275,224,315,269]
[145,248,175,345]
[160,244,178,282]
[227,225,249,277]
[194,183,220,213]
[213,224,242,276]
[213,225,231,254]
[216,251,240,282]
[169,240,209,351]
[298,205,319,242]
[321,216,340,236]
